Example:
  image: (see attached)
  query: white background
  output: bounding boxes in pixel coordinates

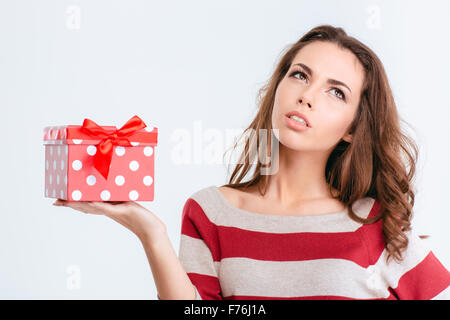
[0,0,449,299]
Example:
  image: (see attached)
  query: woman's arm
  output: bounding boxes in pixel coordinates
[53,199,196,299]
[178,198,223,299]
[140,232,197,300]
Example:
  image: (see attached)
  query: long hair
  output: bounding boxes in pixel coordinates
[221,25,420,263]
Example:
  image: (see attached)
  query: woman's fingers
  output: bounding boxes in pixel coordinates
[53,199,140,217]
[52,199,164,241]
[53,199,99,215]
[88,201,133,217]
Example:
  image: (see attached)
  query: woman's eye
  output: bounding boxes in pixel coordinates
[290,71,307,82]
[330,88,346,101]
[289,70,346,102]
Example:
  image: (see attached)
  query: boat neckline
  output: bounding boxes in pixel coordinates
[210,185,355,219]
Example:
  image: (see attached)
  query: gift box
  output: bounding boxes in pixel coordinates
[43,115,158,201]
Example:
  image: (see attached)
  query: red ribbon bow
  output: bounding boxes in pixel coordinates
[80,115,147,180]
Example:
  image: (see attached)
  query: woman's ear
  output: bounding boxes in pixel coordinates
[342,132,352,143]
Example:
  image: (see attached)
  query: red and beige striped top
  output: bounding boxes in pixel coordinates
[178,185,450,300]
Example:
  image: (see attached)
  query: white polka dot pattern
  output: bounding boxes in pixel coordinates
[86,175,96,186]
[129,160,139,171]
[72,160,82,171]
[143,146,153,157]
[72,190,82,200]
[115,146,125,156]
[44,144,69,200]
[101,190,111,201]
[44,124,157,201]
[129,190,139,201]
[143,176,153,186]
[115,175,125,186]
[87,145,97,156]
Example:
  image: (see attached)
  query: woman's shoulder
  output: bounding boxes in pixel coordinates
[183,185,227,222]
[217,185,243,207]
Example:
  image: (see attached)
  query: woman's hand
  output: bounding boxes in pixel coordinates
[53,199,167,243]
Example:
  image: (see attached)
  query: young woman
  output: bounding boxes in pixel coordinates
[53,25,450,300]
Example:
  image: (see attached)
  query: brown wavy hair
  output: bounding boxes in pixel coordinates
[221,25,421,263]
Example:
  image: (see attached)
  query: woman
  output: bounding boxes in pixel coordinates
[53,25,450,300]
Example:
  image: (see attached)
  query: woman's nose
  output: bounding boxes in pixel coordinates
[299,98,312,109]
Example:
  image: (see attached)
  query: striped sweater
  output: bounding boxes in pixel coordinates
[178,185,450,300]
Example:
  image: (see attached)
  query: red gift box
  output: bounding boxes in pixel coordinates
[43,115,158,201]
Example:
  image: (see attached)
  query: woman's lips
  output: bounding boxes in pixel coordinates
[285,115,310,132]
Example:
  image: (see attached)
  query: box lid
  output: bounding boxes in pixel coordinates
[43,124,158,146]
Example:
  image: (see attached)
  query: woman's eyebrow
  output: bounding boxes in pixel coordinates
[292,62,352,94]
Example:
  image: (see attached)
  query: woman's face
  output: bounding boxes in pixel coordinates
[272,41,365,152]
